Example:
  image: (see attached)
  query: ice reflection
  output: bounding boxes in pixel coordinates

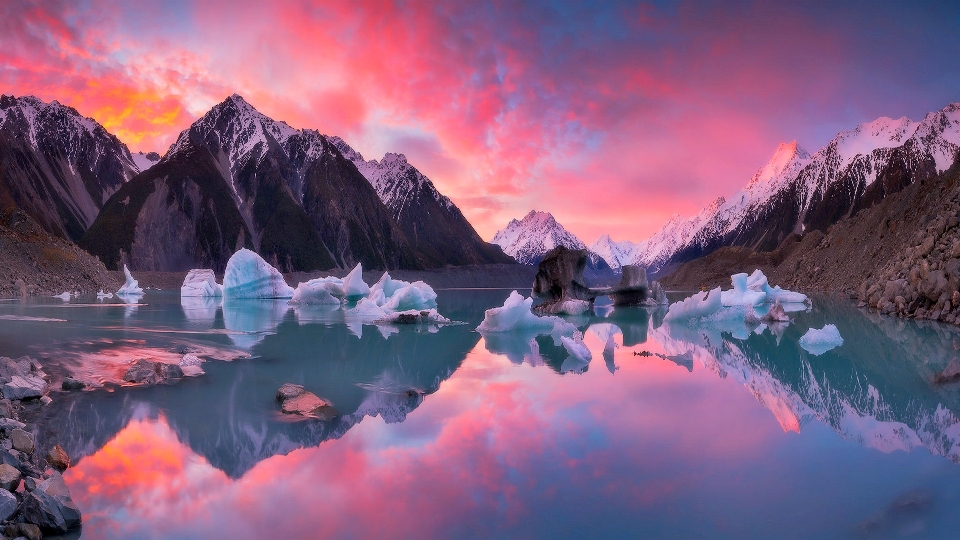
[180,295,222,326]
[222,299,292,349]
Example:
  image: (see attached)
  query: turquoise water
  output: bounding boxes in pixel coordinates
[3,290,960,538]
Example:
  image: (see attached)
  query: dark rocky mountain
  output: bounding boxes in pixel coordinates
[82,95,424,272]
[330,137,513,267]
[0,95,139,242]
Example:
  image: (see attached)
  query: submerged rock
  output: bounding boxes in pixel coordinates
[122,359,184,385]
[276,384,338,419]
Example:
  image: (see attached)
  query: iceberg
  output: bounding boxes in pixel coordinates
[53,291,71,301]
[180,269,223,297]
[664,288,726,322]
[117,265,144,296]
[721,273,767,306]
[342,263,370,299]
[746,269,808,303]
[222,249,294,299]
[799,324,843,356]
[477,291,577,337]
[289,278,343,305]
[381,281,438,311]
[96,290,113,300]
[370,272,409,299]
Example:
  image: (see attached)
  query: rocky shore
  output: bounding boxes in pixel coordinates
[0,357,81,536]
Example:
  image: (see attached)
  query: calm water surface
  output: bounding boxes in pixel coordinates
[2,289,960,539]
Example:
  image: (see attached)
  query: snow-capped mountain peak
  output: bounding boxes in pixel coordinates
[491,210,589,265]
[746,141,811,190]
[590,234,637,272]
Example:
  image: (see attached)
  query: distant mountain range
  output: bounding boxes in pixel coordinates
[0,93,511,272]
[522,103,960,276]
[490,210,610,272]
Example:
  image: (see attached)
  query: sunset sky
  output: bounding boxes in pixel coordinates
[3,1,959,243]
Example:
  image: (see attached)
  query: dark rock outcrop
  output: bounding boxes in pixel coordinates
[532,246,594,302]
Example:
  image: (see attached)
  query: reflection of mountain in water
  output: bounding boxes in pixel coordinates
[38,316,478,478]
[653,295,960,461]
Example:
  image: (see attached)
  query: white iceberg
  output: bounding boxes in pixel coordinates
[370,272,409,300]
[117,265,144,296]
[53,291,71,301]
[289,278,343,305]
[664,288,726,322]
[180,269,223,297]
[799,324,843,355]
[381,281,438,311]
[222,249,294,299]
[96,290,113,300]
[477,291,577,337]
[721,273,767,306]
[342,263,370,299]
[746,269,808,303]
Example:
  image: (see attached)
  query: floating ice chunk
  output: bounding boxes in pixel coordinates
[222,249,294,299]
[477,291,577,337]
[289,279,343,305]
[342,263,370,299]
[179,353,205,376]
[721,273,767,306]
[347,297,390,322]
[117,265,144,296]
[799,324,843,355]
[180,269,223,297]
[370,272,410,300]
[746,269,808,303]
[53,291,71,301]
[664,288,723,322]
[96,290,113,300]
[381,282,438,311]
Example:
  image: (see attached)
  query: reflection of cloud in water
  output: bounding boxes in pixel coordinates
[180,296,222,326]
[222,299,292,349]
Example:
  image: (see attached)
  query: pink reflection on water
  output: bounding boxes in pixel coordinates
[65,337,782,539]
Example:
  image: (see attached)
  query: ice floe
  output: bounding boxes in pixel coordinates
[799,324,844,355]
[342,263,370,299]
[181,269,223,297]
[477,291,577,337]
[117,265,144,296]
[222,249,294,299]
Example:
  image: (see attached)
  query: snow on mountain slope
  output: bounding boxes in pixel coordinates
[131,151,160,173]
[492,210,608,268]
[328,137,455,220]
[590,235,637,272]
[0,94,138,241]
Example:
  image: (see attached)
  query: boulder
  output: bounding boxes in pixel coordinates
[277,384,337,419]
[123,359,184,385]
[0,489,16,522]
[61,378,86,391]
[607,265,651,306]
[1,374,47,400]
[0,418,26,434]
[11,428,34,453]
[0,399,12,419]
[532,246,594,302]
[21,471,81,533]
[0,463,20,491]
[0,357,24,382]
[46,445,70,471]
[8,523,42,540]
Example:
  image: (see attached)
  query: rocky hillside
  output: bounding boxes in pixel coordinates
[0,207,120,297]
[0,95,139,242]
[330,137,512,267]
[661,155,960,326]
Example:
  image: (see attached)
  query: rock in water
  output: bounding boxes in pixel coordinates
[276,384,338,419]
[61,378,86,391]
[222,248,295,299]
[122,359,184,385]
[22,471,81,533]
[532,246,594,302]
[936,358,960,383]
[180,269,223,297]
[116,264,144,296]
[607,265,651,306]
[46,445,70,471]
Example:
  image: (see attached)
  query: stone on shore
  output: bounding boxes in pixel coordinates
[21,471,81,533]
[1,374,47,400]
[61,378,86,391]
[277,384,338,419]
[46,445,70,471]
[11,429,34,454]
[0,489,17,521]
[0,463,20,491]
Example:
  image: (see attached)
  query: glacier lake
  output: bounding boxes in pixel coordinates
[3,289,960,538]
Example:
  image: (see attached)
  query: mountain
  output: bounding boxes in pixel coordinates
[0,95,139,242]
[589,235,636,272]
[82,94,425,272]
[626,104,960,276]
[329,137,513,267]
[491,210,610,271]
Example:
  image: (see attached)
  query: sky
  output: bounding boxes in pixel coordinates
[2,1,959,243]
